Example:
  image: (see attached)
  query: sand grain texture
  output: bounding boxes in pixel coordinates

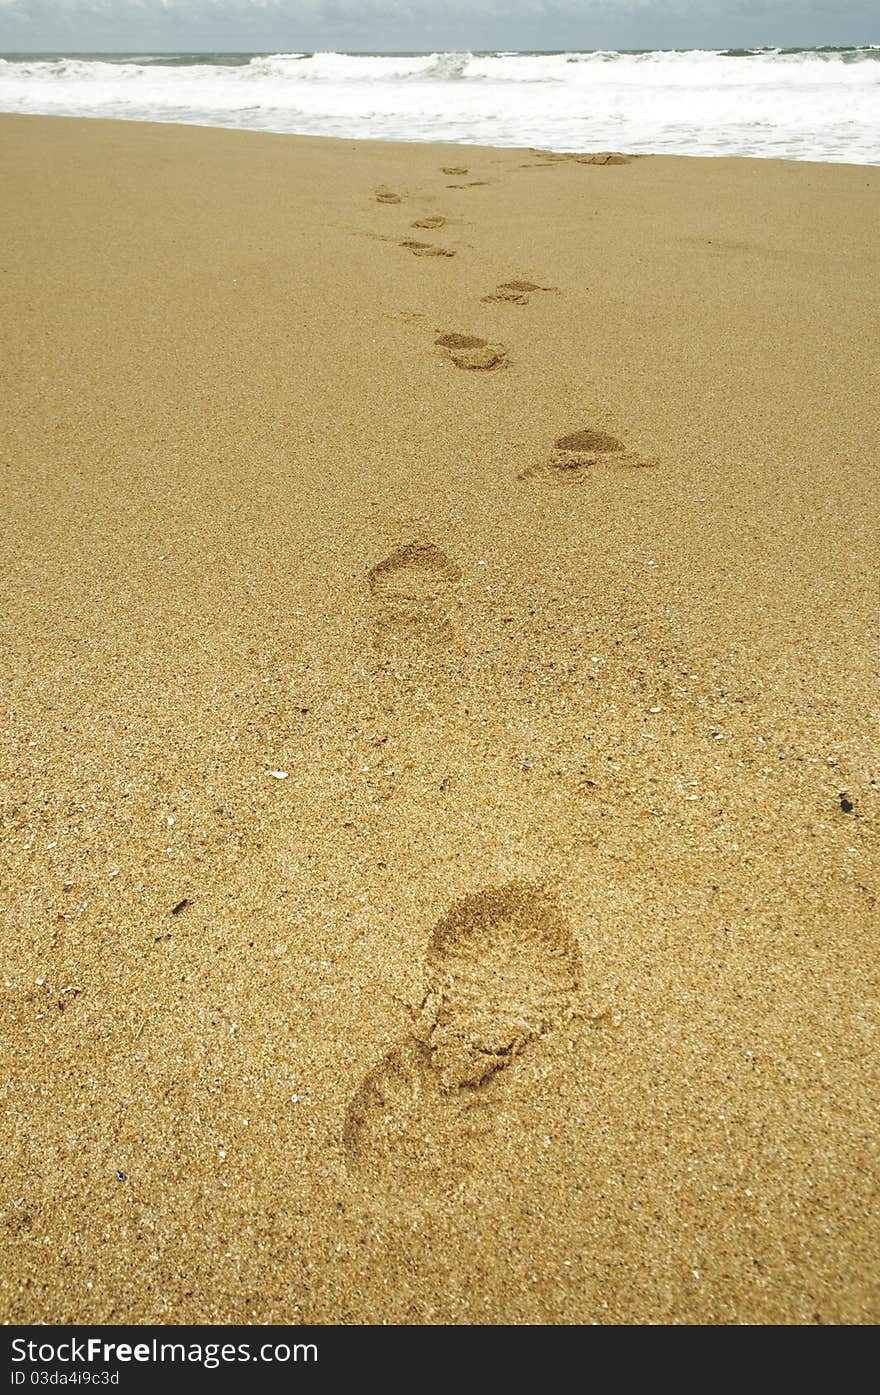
[0,115,877,1325]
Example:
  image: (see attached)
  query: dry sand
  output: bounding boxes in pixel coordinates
[0,115,877,1325]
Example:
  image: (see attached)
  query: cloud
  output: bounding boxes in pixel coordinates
[0,1,873,52]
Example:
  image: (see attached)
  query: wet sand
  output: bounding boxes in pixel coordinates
[0,114,877,1324]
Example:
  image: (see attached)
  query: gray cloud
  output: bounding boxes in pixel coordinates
[0,1,874,53]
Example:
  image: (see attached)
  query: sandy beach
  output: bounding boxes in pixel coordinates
[0,114,877,1324]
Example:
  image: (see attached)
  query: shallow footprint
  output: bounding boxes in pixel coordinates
[401,239,455,258]
[524,149,637,167]
[367,541,461,640]
[556,428,626,457]
[435,332,507,371]
[386,309,427,325]
[411,215,448,230]
[441,165,469,175]
[374,187,401,204]
[482,278,554,306]
[343,883,582,1196]
[521,427,654,482]
[435,332,486,349]
[343,1040,496,1196]
[573,151,637,165]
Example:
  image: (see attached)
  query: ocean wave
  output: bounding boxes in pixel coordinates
[4,47,880,83]
[1,49,878,163]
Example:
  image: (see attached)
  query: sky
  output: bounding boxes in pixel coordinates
[0,0,875,53]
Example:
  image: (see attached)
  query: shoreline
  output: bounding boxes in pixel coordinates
[2,109,879,169]
[1,114,877,1325]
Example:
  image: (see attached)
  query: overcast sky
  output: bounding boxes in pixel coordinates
[0,1,875,54]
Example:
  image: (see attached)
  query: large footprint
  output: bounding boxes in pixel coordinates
[343,883,582,1195]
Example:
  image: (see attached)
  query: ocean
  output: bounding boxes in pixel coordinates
[0,48,878,164]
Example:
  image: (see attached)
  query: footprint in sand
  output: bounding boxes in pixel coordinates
[374,187,402,204]
[441,165,469,175]
[572,151,637,166]
[343,883,582,1195]
[435,332,507,372]
[411,215,448,230]
[367,541,461,640]
[386,310,427,325]
[401,239,455,259]
[521,150,638,168]
[520,427,655,482]
[482,278,555,306]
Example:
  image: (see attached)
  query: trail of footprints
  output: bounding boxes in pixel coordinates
[344,884,583,1193]
[346,155,654,1196]
[364,417,654,655]
[370,168,564,371]
[364,421,648,661]
[363,164,656,629]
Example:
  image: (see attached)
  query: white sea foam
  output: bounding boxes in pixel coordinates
[0,49,878,163]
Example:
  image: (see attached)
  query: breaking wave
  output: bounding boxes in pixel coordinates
[1,48,878,162]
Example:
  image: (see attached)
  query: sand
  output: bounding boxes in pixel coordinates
[0,114,877,1325]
